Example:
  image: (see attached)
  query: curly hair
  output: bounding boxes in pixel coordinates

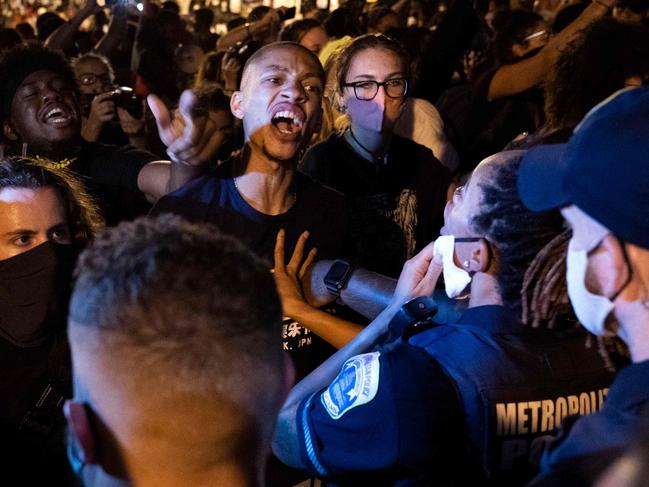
[544,18,649,130]
[0,156,103,246]
[0,43,79,133]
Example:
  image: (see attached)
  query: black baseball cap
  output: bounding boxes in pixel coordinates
[518,87,649,248]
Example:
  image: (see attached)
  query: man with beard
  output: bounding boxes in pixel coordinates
[0,44,223,225]
[152,42,349,379]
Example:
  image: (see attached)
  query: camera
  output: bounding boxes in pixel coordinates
[226,41,257,65]
[109,86,144,119]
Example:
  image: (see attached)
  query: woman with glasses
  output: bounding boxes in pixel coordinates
[71,53,146,149]
[301,34,450,278]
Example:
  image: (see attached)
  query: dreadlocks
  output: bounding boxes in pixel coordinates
[519,194,629,371]
[471,152,566,322]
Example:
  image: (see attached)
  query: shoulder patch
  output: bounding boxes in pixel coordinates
[321,352,381,420]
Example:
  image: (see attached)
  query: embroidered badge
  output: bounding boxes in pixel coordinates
[321,352,381,420]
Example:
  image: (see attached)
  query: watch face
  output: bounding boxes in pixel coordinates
[327,261,351,284]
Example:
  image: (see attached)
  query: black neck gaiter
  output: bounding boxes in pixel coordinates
[0,242,75,348]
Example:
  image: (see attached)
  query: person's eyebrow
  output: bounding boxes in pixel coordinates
[350,71,405,81]
[260,65,289,74]
[4,229,36,237]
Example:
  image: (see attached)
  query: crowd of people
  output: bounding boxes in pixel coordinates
[0,0,648,486]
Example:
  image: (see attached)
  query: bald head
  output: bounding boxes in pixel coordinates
[239,41,325,92]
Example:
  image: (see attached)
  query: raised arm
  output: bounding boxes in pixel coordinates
[137,90,224,202]
[45,0,101,51]
[94,5,129,57]
[273,230,364,350]
[216,8,281,51]
[488,0,615,101]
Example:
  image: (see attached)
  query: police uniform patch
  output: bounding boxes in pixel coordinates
[321,352,381,420]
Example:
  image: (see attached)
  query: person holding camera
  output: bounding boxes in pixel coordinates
[72,52,147,149]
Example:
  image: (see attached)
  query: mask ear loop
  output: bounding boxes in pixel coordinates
[609,237,634,303]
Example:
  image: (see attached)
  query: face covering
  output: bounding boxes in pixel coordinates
[0,241,76,347]
[347,96,385,133]
[433,235,472,298]
[566,238,616,337]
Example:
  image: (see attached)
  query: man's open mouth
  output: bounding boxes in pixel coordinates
[271,110,304,135]
[40,104,74,126]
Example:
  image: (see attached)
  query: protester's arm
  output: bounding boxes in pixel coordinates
[45,0,100,51]
[94,5,129,57]
[273,241,443,467]
[136,90,224,201]
[216,8,280,51]
[274,230,364,349]
[303,260,396,320]
[488,0,615,101]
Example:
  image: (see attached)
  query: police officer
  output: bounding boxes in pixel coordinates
[272,150,615,486]
[518,87,649,485]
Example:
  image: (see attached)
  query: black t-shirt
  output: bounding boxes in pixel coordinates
[150,158,349,380]
[301,133,450,277]
[0,332,75,485]
[51,140,156,225]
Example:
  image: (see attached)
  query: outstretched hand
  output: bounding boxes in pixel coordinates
[390,241,443,309]
[148,90,224,166]
[274,229,318,317]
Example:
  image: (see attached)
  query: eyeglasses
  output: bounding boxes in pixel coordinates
[342,78,408,101]
[78,72,112,87]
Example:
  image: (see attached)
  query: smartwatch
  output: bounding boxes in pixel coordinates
[323,259,354,296]
[385,296,439,343]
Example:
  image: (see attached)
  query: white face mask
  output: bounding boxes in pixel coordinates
[433,235,472,298]
[566,238,616,337]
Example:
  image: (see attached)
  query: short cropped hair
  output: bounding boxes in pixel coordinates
[240,41,325,90]
[69,215,285,442]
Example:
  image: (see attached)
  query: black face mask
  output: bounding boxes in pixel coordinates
[0,242,76,348]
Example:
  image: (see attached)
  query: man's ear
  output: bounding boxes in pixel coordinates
[230,91,245,120]
[3,121,18,141]
[64,400,98,465]
[598,235,631,298]
[467,239,492,274]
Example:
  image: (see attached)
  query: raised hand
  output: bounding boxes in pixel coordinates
[148,89,224,166]
[273,229,318,317]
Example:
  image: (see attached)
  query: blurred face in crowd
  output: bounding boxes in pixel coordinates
[74,57,113,96]
[300,26,330,55]
[232,44,323,163]
[372,11,401,33]
[0,186,71,260]
[3,69,81,154]
[342,47,407,135]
